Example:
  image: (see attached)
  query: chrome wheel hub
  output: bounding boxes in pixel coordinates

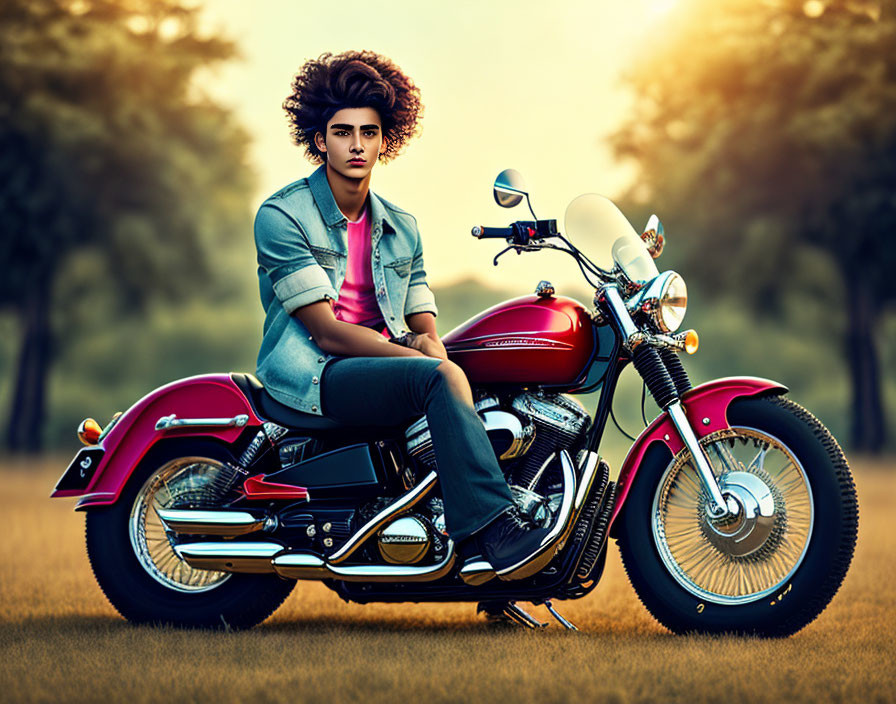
[704,472,778,557]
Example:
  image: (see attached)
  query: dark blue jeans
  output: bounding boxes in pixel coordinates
[320,356,513,542]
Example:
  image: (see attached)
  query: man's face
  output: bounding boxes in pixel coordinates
[315,107,384,180]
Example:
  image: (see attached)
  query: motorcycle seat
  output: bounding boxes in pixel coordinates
[230,373,344,431]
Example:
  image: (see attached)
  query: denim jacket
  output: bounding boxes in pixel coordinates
[254,164,438,415]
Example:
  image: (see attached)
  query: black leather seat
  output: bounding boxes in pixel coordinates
[230,373,344,431]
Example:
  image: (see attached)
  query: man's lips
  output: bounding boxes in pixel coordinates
[348,158,366,165]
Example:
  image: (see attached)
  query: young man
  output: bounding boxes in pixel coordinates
[253,51,560,581]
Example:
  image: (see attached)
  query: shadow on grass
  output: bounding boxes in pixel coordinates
[0,611,676,642]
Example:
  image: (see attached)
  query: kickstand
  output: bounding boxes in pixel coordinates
[543,599,578,631]
[478,601,547,629]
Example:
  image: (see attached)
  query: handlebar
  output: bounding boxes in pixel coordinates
[471,219,558,243]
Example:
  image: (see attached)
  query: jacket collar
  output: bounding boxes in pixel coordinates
[308,164,396,236]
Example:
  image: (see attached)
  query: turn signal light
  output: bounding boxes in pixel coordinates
[684,329,699,355]
[77,418,102,445]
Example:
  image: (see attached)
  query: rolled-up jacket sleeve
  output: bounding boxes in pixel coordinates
[404,224,439,317]
[255,203,338,314]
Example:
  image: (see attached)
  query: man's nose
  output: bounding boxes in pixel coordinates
[350,133,363,152]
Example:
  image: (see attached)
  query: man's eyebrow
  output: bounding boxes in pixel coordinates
[329,123,381,130]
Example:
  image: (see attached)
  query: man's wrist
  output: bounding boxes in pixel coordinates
[389,332,420,347]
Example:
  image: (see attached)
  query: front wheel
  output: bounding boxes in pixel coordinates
[85,440,295,629]
[617,395,858,636]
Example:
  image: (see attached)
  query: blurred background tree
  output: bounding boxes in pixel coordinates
[0,0,253,452]
[614,0,895,453]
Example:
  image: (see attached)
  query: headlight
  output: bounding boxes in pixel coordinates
[657,273,687,332]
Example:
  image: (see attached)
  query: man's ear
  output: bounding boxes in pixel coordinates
[378,136,388,157]
[313,131,327,155]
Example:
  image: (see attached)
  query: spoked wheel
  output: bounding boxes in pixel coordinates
[86,440,295,629]
[618,395,858,636]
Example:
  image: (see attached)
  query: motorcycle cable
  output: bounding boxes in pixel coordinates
[609,390,639,442]
[641,381,649,426]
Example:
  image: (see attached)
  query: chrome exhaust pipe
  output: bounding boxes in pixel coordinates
[272,543,456,582]
[156,508,270,537]
[174,542,283,573]
[174,540,456,583]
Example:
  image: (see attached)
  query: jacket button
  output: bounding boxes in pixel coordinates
[318,356,325,363]
[308,335,313,341]
[378,287,385,296]
[374,250,380,258]
[390,316,395,320]
[312,376,319,384]
[311,405,318,412]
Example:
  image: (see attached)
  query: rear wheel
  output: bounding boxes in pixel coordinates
[618,395,858,636]
[86,440,295,629]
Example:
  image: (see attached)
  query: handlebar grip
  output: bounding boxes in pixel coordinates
[471,225,514,239]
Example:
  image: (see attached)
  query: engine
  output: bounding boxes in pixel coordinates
[404,390,591,525]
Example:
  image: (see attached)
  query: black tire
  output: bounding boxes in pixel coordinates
[85,439,295,629]
[617,394,858,637]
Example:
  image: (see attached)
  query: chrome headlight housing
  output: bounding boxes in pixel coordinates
[628,271,688,333]
[657,273,687,332]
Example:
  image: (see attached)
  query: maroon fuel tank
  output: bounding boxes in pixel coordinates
[443,294,595,386]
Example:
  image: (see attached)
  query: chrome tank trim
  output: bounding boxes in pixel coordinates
[327,471,438,564]
[156,509,267,536]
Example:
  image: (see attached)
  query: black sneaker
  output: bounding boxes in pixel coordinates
[464,506,560,581]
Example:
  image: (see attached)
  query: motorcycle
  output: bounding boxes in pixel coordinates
[52,169,858,635]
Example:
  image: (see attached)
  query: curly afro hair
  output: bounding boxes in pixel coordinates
[283,50,423,165]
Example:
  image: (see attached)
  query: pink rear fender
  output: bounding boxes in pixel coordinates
[54,374,260,509]
[607,376,787,537]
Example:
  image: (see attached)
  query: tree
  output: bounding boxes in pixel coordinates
[0,0,253,452]
[614,0,895,452]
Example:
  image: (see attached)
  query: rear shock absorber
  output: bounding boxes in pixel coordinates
[204,422,288,504]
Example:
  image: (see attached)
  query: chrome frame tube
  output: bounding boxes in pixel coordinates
[666,401,729,516]
[602,285,640,341]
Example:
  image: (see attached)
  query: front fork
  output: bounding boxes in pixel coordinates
[602,285,731,517]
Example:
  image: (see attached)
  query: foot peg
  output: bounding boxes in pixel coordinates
[478,601,546,629]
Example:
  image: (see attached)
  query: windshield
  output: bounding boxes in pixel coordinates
[564,194,658,283]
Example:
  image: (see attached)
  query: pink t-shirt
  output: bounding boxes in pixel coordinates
[332,207,388,334]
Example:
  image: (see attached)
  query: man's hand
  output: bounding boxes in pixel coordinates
[408,332,448,361]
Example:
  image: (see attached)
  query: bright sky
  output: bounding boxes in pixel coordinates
[198,0,676,291]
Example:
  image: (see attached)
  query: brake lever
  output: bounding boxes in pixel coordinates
[492,243,542,266]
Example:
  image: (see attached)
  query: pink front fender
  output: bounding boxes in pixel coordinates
[607,376,787,537]
[52,374,260,509]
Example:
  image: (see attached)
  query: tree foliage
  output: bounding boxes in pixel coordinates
[614,0,895,451]
[0,0,253,451]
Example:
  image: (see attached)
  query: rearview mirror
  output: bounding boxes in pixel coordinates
[493,169,528,208]
[641,214,665,259]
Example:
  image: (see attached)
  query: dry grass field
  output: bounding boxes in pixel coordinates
[1,455,894,704]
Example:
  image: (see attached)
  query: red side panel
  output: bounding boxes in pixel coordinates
[608,376,787,535]
[242,475,310,501]
[52,374,260,508]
